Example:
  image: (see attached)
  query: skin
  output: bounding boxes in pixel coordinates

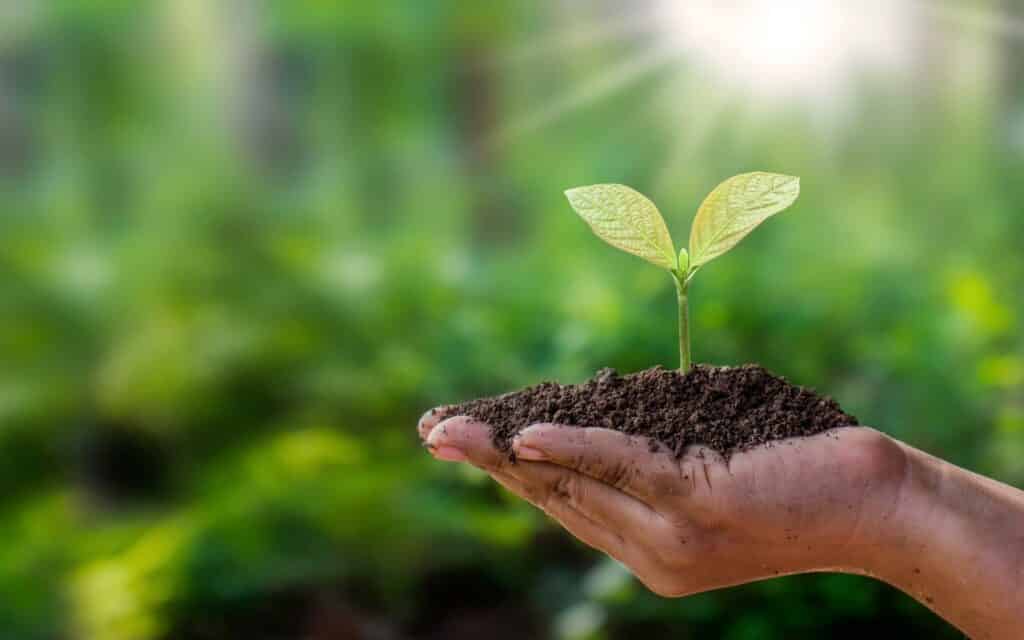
[418,410,1024,639]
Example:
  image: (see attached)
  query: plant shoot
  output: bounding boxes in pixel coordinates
[565,172,800,372]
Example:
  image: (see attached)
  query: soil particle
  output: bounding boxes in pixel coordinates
[444,364,858,459]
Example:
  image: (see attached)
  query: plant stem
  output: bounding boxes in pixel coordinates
[673,272,691,372]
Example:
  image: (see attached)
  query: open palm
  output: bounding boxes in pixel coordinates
[419,411,905,597]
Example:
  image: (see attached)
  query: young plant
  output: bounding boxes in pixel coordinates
[565,172,800,372]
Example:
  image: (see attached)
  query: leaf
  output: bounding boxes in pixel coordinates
[565,184,677,271]
[677,248,689,274]
[688,172,800,268]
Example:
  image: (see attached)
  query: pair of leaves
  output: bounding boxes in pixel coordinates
[565,172,800,275]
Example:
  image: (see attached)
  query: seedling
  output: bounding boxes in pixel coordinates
[565,172,800,372]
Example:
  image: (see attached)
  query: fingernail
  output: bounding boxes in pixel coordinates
[514,445,548,462]
[432,445,467,462]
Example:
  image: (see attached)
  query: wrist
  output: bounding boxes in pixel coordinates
[726,428,915,578]
[842,438,1024,637]
[837,437,936,578]
[797,428,915,576]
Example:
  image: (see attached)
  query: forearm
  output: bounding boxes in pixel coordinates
[851,440,1024,639]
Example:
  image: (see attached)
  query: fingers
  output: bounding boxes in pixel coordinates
[489,469,632,561]
[425,416,508,469]
[512,424,683,503]
[499,459,660,537]
[417,406,451,442]
[424,417,714,507]
[427,416,662,551]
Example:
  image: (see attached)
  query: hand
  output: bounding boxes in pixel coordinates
[418,410,907,597]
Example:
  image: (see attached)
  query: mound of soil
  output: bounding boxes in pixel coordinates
[443,365,859,459]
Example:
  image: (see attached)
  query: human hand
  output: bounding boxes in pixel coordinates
[418,410,906,596]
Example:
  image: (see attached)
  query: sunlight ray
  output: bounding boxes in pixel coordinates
[496,11,659,69]
[655,0,914,101]
[652,82,731,193]
[491,44,680,147]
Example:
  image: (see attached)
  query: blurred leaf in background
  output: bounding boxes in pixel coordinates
[1,0,1021,638]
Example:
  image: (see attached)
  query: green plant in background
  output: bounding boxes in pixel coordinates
[3,1,1013,636]
[565,172,800,372]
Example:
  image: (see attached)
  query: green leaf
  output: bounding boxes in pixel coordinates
[565,184,677,271]
[677,248,689,274]
[688,172,800,268]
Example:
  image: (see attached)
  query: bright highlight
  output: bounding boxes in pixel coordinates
[657,0,913,99]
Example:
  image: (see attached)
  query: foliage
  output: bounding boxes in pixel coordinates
[0,2,1020,639]
[566,173,799,370]
[688,173,800,269]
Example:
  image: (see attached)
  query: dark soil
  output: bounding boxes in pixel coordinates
[444,365,859,459]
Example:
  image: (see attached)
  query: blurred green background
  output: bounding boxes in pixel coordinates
[2,1,1023,638]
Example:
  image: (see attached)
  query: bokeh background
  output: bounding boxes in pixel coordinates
[2,1,1023,638]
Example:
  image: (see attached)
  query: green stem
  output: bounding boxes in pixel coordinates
[673,272,691,372]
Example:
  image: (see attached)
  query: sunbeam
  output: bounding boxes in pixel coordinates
[495,11,659,69]
[655,0,914,101]
[652,80,732,193]
[493,0,921,147]
[491,43,680,146]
